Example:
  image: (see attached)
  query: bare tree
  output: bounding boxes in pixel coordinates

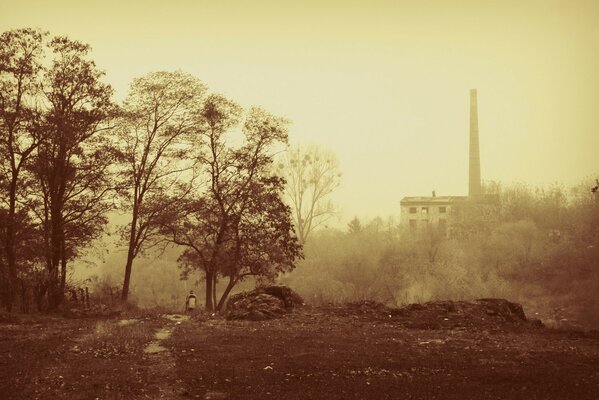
[278,144,341,244]
[116,71,206,301]
[161,101,300,311]
[31,36,115,309]
[0,28,46,311]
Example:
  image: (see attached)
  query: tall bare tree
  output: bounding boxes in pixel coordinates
[0,28,46,310]
[116,71,206,301]
[161,101,300,311]
[278,144,341,244]
[31,36,114,309]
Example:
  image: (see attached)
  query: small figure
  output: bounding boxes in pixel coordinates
[85,287,90,309]
[185,290,197,312]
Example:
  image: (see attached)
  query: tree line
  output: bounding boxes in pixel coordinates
[284,181,599,328]
[0,28,309,312]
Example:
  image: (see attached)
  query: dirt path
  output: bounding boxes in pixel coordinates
[143,314,190,399]
[0,313,197,399]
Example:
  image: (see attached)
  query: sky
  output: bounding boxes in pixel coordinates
[2,0,598,222]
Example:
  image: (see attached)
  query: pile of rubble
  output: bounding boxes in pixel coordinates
[395,298,539,330]
[324,298,542,330]
[226,285,304,321]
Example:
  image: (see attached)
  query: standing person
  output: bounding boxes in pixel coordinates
[185,290,197,312]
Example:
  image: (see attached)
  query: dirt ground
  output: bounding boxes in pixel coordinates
[1,305,599,400]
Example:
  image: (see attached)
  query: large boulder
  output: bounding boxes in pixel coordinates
[475,298,527,321]
[226,285,304,321]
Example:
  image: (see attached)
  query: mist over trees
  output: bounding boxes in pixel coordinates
[277,144,341,244]
[283,180,599,328]
[2,28,598,330]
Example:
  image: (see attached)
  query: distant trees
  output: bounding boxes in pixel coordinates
[284,179,599,328]
[347,217,362,234]
[278,144,341,244]
[115,71,206,301]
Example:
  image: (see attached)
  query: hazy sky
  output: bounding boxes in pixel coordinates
[2,0,598,222]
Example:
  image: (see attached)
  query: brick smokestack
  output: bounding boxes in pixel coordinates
[469,89,482,198]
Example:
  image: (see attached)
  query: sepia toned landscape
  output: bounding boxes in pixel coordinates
[1,1,599,399]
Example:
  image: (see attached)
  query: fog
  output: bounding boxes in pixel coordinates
[2,1,598,328]
[69,178,599,329]
[2,0,598,218]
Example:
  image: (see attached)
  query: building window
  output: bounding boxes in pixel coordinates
[409,219,417,231]
[439,206,446,213]
[421,207,428,214]
[409,207,417,214]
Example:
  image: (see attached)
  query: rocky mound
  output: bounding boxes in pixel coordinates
[226,285,304,321]
[324,298,542,330]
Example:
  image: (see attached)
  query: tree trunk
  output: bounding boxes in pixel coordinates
[60,238,67,292]
[121,205,139,302]
[36,284,46,312]
[216,277,237,311]
[20,279,29,314]
[212,273,217,312]
[4,177,18,312]
[0,263,8,311]
[205,271,214,311]
[121,252,135,302]
[47,200,63,311]
[56,238,67,309]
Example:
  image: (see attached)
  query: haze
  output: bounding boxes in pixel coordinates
[2,0,597,220]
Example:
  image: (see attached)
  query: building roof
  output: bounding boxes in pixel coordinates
[400,196,468,206]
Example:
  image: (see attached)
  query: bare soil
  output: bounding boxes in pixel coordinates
[1,304,599,399]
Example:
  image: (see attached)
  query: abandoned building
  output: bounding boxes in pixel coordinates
[400,89,482,235]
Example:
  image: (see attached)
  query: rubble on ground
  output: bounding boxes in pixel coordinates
[322,298,543,330]
[226,285,304,321]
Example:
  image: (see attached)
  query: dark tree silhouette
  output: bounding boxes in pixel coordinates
[161,101,301,311]
[116,71,206,301]
[0,28,46,310]
[31,36,114,309]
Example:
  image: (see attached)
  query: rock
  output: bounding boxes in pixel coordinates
[204,391,229,399]
[475,298,527,321]
[324,298,541,331]
[226,285,304,321]
[261,285,305,308]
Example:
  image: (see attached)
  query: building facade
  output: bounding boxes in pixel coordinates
[400,195,467,235]
[400,89,481,235]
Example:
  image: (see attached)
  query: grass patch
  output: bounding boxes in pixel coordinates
[73,318,160,358]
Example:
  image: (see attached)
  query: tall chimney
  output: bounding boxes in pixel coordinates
[469,89,482,198]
